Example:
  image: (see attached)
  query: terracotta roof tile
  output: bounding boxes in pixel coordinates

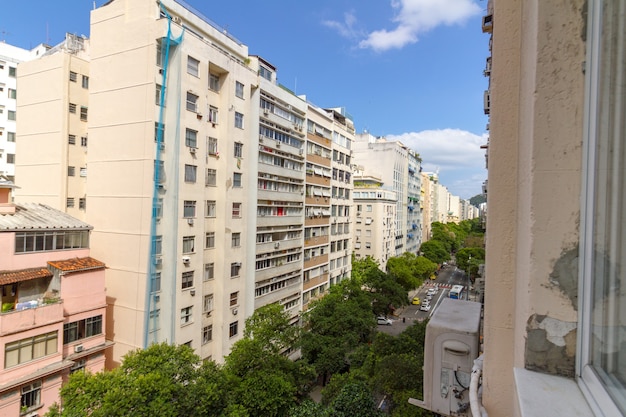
[47,257,106,273]
[0,268,53,285]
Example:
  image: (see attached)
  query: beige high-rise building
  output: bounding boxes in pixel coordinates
[480,0,625,415]
[352,172,396,269]
[14,0,356,366]
[16,35,90,221]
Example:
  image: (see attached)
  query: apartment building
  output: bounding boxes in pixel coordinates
[481,0,625,415]
[253,56,306,321]
[0,180,109,416]
[302,106,333,310]
[353,133,412,256]
[405,151,423,254]
[0,42,48,182]
[420,171,432,242]
[352,172,397,269]
[327,107,354,286]
[15,34,90,221]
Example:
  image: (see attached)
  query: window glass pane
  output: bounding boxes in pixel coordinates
[584,0,626,412]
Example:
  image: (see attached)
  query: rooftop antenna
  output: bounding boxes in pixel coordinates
[93,1,96,9]
[294,77,297,95]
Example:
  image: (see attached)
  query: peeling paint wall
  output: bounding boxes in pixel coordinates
[525,314,577,377]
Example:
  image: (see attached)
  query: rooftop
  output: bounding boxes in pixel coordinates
[0,203,92,231]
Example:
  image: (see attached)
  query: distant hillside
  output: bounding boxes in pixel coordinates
[469,194,486,207]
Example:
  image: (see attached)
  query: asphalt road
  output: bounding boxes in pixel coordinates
[376,265,470,336]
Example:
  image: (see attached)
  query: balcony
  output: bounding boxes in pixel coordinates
[0,300,63,336]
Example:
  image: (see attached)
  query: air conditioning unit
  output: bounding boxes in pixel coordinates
[411,299,481,416]
[153,256,163,266]
[263,109,269,115]
[234,262,242,267]
[299,149,304,155]
[154,294,160,302]
[275,141,281,148]
[74,345,84,353]
[158,143,165,150]
[190,289,196,296]
[172,16,181,24]
[274,242,280,249]
[189,147,196,154]
[259,135,264,143]
[232,308,238,315]
[182,255,191,264]
[187,218,194,225]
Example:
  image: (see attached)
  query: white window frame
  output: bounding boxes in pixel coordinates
[235,81,244,99]
[578,1,626,415]
[187,56,199,77]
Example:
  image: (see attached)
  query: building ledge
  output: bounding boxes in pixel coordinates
[514,368,593,417]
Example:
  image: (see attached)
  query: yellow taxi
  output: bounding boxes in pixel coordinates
[411,296,421,305]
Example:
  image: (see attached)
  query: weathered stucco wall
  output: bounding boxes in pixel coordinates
[483,0,586,415]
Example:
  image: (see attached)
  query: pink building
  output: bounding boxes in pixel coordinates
[0,178,111,416]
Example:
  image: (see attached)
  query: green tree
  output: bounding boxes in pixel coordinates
[327,381,384,417]
[301,279,375,385]
[351,255,381,285]
[224,305,315,416]
[386,253,420,290]
[361,266,407,315]
[48,343,229,417]
[419,240,450,264]
[456,247,485,278]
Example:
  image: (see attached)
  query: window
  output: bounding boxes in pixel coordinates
[205,232,215,249]
[68,134,76,145]
[6,154,14,164]
[230,262,241,277]
[82,75,89,89]
[579,1,626,414]
[202,325,213,344]
[20,381,41,411]
[68,166,75,177]
[7,110,15,121]
[232,202,241,218]
[63,316,103,344]
[80,106,88,121]
[182,236,195,253]
[67,198,75,208]
[187,56,199,77]
[5,332,58,368]
[234,112,244,129]
[206,168,217,186]
[8,88,16,99]
[182,271,194,289]
[154,198,163,219]
[79,198,86,210]
[69,71,77,82]
[7,132,15,142]
[13,229,86,254]
[232,232,241,248]
[234,142,243,158]
[153,235,163,255]
[80,167,87,177]
[156,39,165,67]
[180,306,192,325]
[184,164,197,183]
[233,173,242,188]
[155,122,164,143]
[81,136,88,147]
[208,106,218,124]
[235,81,244,98]
[70,359,86,374]
[8,66,16,77]
[209,73,220,91]
[69,103,77,113]
[230,291,238,307]
[229,321,238,337]
[203,294,214,313]
[185,128,197,148]
[204,263,214,281]
[151,272,161,292]
[155,160,165,183]
[186,91,198,112]
[156,84,162,105]
[205,200,216,217]
[183,200,196,218]
[208,137,218,155]
[259,66,272,81]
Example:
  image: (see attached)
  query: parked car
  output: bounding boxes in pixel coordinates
[411,296,421,305]
[377,316,392,325]
[420,304,431,312]
[427,288,437,296]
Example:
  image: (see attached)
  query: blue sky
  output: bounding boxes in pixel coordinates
[1,0,489,199]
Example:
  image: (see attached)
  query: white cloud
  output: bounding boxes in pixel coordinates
[388,128,487,198]
[322,11,360,39]
[358,0,481,52]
